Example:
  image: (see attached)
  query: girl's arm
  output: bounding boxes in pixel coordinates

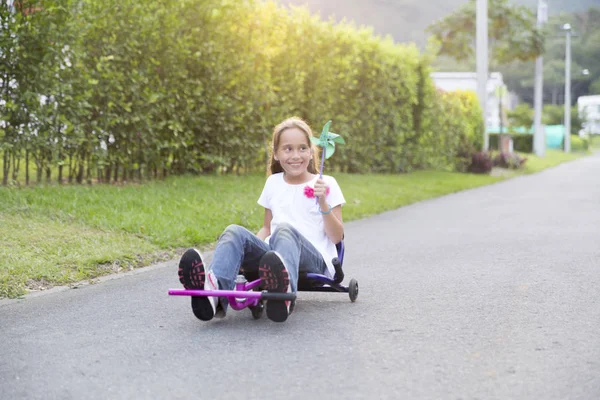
[321,204,344,244]
[315,179,344,244]
[256,208,272,240]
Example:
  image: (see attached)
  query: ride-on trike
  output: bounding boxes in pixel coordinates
[168,241,359,319]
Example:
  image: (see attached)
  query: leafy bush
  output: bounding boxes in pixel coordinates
[493,152,527,169]
[507,103,533,128]
[467,151,493,174]
[543,104,583,135]
[489,133,533,153]
[570,135,589,152]
[1,0,485,183]
[421,90,484,173]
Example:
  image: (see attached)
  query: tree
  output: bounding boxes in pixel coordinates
[590,77,600,94]
[507,103,533,128]
[542,104,583,134]
[500,7,600,106]
[427,0,544,68]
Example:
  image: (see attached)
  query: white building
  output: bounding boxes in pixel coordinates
[577,95,600,136]
[430,72,511,129]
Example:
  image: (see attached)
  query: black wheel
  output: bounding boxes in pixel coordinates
[249,300,264,319]
[348,278,358,302]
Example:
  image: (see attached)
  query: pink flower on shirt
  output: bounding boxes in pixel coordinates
[303,185,329,199]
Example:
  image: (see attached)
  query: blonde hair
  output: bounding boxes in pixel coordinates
[268,117,319,175]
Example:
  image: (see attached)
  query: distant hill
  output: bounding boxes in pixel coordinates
[277,0,600,46]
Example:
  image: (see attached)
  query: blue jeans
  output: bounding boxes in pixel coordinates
[209,223,327,293]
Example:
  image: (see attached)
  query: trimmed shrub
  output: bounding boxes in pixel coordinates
[489,133,533,153]
[468,151,493,174]
[1,0,487,183]
[570,135,589,152]
[493,152,527,169]
[419,89,484,173]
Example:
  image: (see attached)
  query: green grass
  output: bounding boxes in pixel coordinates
[589,135,600,151]
[0,150,589,298]
[0,213,162,298]
[522,149,585,174]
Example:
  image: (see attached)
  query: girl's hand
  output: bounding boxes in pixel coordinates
[314,178,344,243]
[313,179,328,198]
[314,178,329,208]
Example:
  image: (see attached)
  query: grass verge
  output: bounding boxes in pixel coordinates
[589,135,600,151]
[522,149,585,173]
[0,150,588,298]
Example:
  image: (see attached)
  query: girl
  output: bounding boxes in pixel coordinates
[178,117,345,322]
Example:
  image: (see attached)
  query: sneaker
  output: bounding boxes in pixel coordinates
[178,248,225,321]
[258,251,293,322]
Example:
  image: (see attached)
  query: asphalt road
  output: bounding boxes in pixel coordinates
[1,153,599,400]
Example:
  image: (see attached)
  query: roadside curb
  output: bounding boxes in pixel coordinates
[0,248,216,307]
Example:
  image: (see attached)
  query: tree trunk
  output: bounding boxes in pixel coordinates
[36,155,43,184]
[86,153,92,184]
[76,150,85,184]
[2,151,9,186]
[44,149,51,183]
[35,150,44,184]
[11,151,19,182]
[76,161,84,184]
[68,153,74,183]
[26,150,30,186]
[113,162,119,183]
[105,166,111,184]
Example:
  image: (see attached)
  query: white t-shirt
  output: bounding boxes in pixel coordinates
[257,173,346,277]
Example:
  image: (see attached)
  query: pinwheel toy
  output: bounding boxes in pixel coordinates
[310,120,345,178]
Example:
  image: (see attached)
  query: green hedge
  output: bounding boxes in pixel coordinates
[570,135,589,152]
[489,133,533,153]
[1,0,484,184]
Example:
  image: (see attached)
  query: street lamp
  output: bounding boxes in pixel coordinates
[563,23,572,153]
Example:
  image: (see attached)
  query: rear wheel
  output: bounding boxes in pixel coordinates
[250,300,264,319]
[348,279,359,302]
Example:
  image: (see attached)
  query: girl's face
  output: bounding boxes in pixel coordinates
[275,127,314,184]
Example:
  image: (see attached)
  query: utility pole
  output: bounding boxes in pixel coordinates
[495,84,507,134]
[477,0,489,151]
[533,0,547,157]
[563,23,572,153]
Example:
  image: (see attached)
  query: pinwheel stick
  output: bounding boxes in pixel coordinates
[310,120,346,202]
[319,142,326,178]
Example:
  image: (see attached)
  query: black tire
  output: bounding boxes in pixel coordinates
[250,301,264,320]
[349,279,359,302]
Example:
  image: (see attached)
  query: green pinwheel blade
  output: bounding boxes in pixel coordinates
[321,120,332,136]
[331,135,345,144]
[313,120,346,160]
[326,132,346,144]
[325,143,336,159]
[320,120,332,147]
